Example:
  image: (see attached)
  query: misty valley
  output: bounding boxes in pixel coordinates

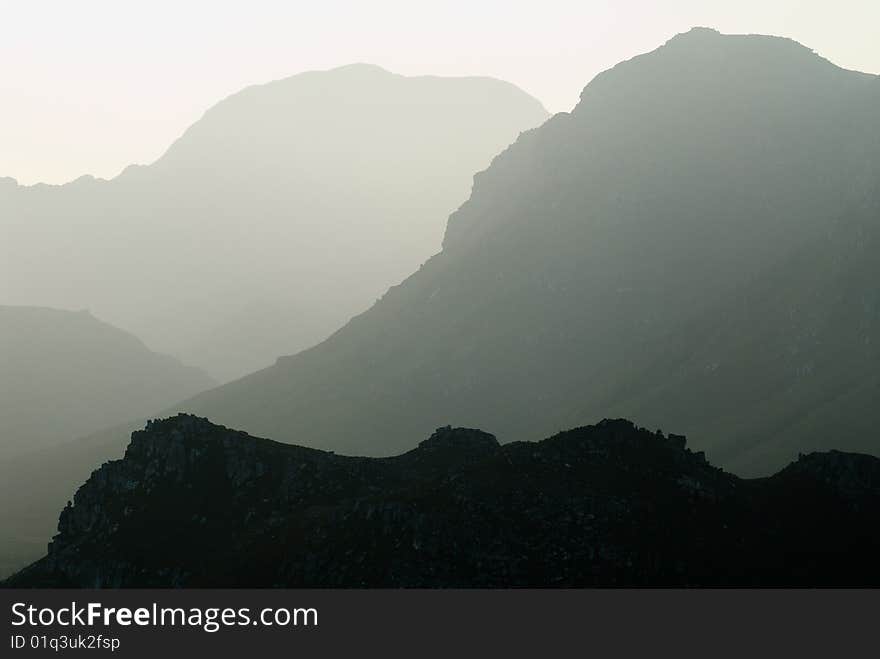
[2,27,879,588]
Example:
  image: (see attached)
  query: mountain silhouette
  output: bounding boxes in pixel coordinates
[168,29,880,471]
[0,64,548,381]
[4,28,879,579]
[7,414,879,587]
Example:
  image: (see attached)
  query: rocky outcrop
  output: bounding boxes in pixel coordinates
[7,414,880,587]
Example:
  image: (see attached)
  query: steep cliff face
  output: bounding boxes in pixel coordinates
[9,415,880,587]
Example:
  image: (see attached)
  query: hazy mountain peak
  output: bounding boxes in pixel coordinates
[575,28,849,111]
[678,26,721,37]
[664,25,801,49]
[167,64,543,168]
[1,66,548,380]
[441,27,876,251]
[325,62,395,75]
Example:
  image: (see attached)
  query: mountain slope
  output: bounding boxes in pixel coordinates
[599,204,880,473]
[172,29,880,470]
[0,306,212,457]
[0,65,548,380]
[7,415,879,587]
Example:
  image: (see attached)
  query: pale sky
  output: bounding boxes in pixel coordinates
[2,0,879,185]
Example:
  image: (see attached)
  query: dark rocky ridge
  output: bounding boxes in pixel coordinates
[7,414,880,587]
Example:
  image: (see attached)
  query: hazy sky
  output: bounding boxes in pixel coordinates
[3,0,879,185]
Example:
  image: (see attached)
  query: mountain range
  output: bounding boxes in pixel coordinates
[0,64,548,381]
[3,28,880,584]
[171,28,880,474]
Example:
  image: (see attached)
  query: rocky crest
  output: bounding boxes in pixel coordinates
[6,414,880,587]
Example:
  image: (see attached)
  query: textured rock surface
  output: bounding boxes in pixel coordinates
[7,414,880,587]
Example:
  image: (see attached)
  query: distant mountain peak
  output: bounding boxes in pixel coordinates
[676,26,722,38]
[665,25,806,47]
[326,62,394,75]
[574,28,838,112]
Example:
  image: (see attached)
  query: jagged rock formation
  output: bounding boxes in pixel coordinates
[0,65,547,381]
[167,28,880,475]
[7,414,879,587]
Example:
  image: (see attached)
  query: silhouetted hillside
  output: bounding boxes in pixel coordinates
[172,29,880,470]
[0,65,548,380]
[6,28,879,579]
[7,414,879,587]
